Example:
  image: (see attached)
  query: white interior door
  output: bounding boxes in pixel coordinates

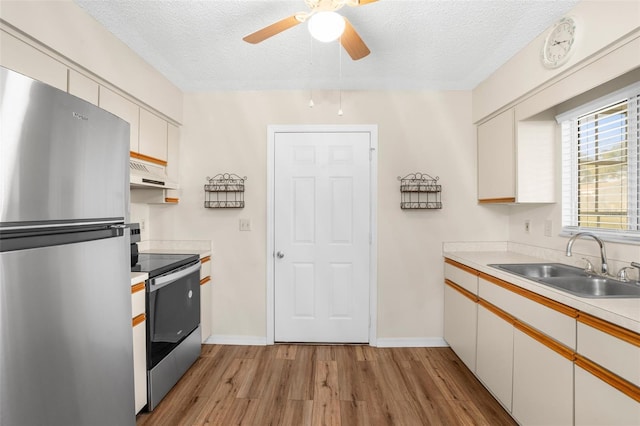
[274,131,371,343]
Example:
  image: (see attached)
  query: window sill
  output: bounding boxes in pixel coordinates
[560,228,640,245]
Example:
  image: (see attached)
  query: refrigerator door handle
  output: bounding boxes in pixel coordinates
[1,219,123,232]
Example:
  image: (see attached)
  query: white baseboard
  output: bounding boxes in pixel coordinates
[204,335,448,348]
[205,335,268,346]
[375,337,449,348]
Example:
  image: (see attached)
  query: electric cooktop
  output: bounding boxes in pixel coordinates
[131,253,199,278]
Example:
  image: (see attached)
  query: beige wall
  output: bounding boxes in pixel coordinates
[473,2,640,270]
[149,90,510,341]
[473,0,640,123]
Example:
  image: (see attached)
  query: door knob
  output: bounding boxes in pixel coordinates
[276,251,285,259]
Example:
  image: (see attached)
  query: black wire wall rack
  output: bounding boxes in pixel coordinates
[204,174,246,208]
[398,172,442,210]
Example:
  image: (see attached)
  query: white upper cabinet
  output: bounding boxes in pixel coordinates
[139,108,168,163]
[0,30,67,91]
[477,107,555,204]
[99,86,140,154]
[477,108,516,202]
[68,69,99,105]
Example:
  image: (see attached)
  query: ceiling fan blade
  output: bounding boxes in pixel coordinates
[340,18,370,60]
[243,15,302,44]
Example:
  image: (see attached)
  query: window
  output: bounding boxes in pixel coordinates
[559,82,640,243]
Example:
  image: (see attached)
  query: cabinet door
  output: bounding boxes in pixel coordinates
[477,108,515,202]
[132,317,147,414]
[444,284,477,371]
[0,30,67,91]
[68,69,99,105]
[139,108,168,162]
[200,257,212,343]
[512,328,573,425]
[575,366,640,426]
[165,123,180,201]
[99,86,139,153]
[476,304,514,411]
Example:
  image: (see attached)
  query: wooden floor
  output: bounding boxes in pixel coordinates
[136,344,516,426]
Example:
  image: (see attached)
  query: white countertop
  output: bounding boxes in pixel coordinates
[130,271,148,286]
[444,250,640,334]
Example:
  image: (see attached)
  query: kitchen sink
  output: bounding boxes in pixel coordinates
[539,276,640,298]
[491,263,588,279]
[489,263,640,298]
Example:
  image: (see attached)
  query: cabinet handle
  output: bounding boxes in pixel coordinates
[132,313,145,327]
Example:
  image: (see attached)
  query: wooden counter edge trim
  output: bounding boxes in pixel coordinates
[200,256,211,264]
[575,354,640,403]
[444,258,480,276]
[514,320,575,361]
[577,312,640,348]
[478,299,516,325]
[132,313,146,327]
[445,279,479,303]
[130,151,168,167]
[131,282,145,294]
[478,197,516,204]
[200,276,211,286]
[479,272,578,318]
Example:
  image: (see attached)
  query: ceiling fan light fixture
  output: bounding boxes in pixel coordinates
[308,11,345,42]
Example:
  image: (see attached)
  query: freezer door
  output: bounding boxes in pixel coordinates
[0,234,135,426]
[0,66,129,224]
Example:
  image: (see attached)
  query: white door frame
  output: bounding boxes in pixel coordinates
[266,124,378,346]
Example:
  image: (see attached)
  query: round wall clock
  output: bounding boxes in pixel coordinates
[541,17,576,69]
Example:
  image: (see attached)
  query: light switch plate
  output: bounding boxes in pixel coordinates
[544,220,553,237]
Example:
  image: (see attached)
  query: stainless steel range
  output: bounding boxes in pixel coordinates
[132,251,201,410]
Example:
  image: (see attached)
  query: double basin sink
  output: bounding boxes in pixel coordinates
[489,263,640,298]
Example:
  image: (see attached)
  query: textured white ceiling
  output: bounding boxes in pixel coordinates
[74,0,580,92]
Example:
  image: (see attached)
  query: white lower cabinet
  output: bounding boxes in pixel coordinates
[575,365,640,426]
[443,284,477,371]
[443,258,640,426]
[512,328,573,425]
[132,317,147,414]
[200,256,212,343]
[131,283,147,414]
[476,304,514,411]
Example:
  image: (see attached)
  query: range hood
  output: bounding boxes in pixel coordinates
[130,159,178,189]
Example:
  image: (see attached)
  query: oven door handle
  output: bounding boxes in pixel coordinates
[149,262,201,291]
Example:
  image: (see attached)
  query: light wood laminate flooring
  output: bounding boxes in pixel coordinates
[136,344,516,425]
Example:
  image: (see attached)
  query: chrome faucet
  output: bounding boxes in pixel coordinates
[566,232,609,275]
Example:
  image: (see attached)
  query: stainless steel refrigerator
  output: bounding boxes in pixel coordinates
[0,67,135,425]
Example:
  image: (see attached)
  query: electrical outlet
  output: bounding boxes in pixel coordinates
[239,218,251,231]
[544,220,553,237]
[140,219,146,231]
[524,220,531,234]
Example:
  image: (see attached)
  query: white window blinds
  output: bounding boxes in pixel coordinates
[559,83,640,242]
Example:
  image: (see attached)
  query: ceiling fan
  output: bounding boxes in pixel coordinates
[242,0,378,61]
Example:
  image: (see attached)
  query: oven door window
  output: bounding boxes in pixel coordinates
[147,263,200,368]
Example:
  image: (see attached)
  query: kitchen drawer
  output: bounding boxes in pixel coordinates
[444,259,478,295]
[131,282,145,317]
[479,275,576,349]
[577,316,640,387]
